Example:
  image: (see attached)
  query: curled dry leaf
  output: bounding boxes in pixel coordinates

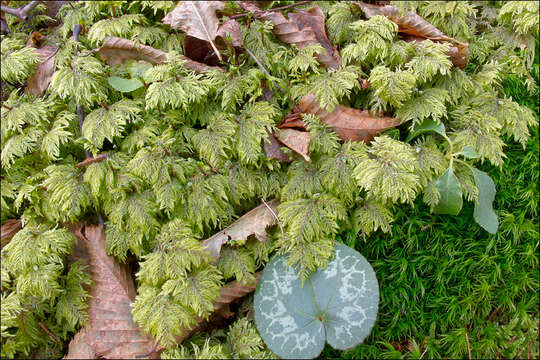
[65,224,158,359]
[275,128,311,162]
[247,4,341,70]
[162,1,225,61]
[299,94,402,143]
[355,2,469,68]
[1,219,22,249]
[97,36,219,73]
[201,200,279,260]
[264,131,291,162]
[24,32,58,96]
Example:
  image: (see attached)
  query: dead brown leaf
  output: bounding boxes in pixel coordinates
[1,219,22,249]
[96,36,219,73]
[65,224,158,359]
[162,1,225,61]
[201,200,279,260]
[216,19,243,47]
[275,128,311,162]
[264,131,291,162]
[183,35,220,66]
[245,4,341,69]
[299,94,402,143]
[26,44,58,96]
[354,2,469,68]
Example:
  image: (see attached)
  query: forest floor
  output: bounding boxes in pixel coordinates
[321,46,540,359]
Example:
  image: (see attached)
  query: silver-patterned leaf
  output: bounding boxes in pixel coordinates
[254,243,379,359]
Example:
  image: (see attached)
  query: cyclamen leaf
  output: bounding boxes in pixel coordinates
[433,165,463,215]
[472,168,499,234]
[298,94,402,143]
[108,76,144,93]
[254,243,379,359]
[405,118,446,142]
[460,145,480,159]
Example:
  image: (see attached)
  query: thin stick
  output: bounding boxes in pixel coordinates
[488,306,501,322]
[261,198,284,242]
[231,0,314,19]
[38,321,58,344]
[244,47,302,113]
[76,154,108,168]
[465,328,472,360]
[1,1,40,20]
[419,348,428,360]
[191,2,222,61]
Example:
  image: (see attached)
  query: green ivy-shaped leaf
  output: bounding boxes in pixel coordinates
[433,165,463,215]
[254,243,379,359]
[108,76,144,93]
[406,118,446,142]
[472,168,498,234]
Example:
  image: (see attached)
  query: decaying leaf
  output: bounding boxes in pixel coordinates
[97,36,218,73]
[244,4,341,69]
[216,19,243,47]
[26,44,58,96]
[65,224,158,359]
[275,128,311,162]
[201,200,279,260]
[264,131,291,162]
[162,1,225,61]
[355,2,469,68]
[1,219,22,249]
[299,94,402,143]
[183,35,220,66]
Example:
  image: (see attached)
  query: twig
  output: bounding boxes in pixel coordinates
[1,1,40,20]
[244,46,302,113]
[488,306,501,322]
[261,198,284,242]
[465,327,472,360]
[420,224,431,231]
[76,154,108,168]
[419,348,428,360]
[38,321,58,344]
[231,0,314,19]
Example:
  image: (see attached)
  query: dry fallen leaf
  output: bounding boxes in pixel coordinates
[244,4,341,69]
[216,19,243,47]
[65,224,158,359]
[264,131,291,162]
[26,44,58,96]
[1,219,22,249]
[299,94,402,143]
[183,35,220,66]
[275,128,311,162]
[162,1,225,61]
[96,36,219,73]
[355,2,469,68]
[201,200,279,260]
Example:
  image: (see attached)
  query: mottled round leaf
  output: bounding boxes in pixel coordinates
[254,243,379,359]
[108,76,144,93]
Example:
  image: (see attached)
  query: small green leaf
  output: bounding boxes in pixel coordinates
[459,145,480,159]
[254,243,379,359]
[406,118,446,142]
[108,76,144,93]
[472,168,498,234]
[125,60,153,78]
[433,165,463,215]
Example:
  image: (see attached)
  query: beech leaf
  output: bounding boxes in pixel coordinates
[472,168,499,234]
[276,128,311,162]
[26,39,58,96]
[264,131,291,162]
[433,165,463,215]
[201,200,279,260]
[355,2,469,68]
[96,36,218,73]
[249,5,341,69]
[254,243,379,359]
[162,1,225,61]
[299,94,402,143]
[1,219,22,249]
[65,224,158,359]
